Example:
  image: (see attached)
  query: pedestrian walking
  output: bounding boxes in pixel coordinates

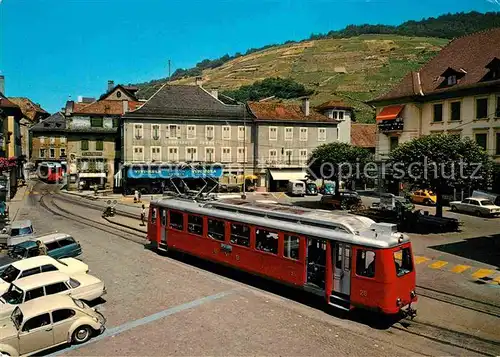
[140,204,146,226]
[36,240,48,255]
[134,189,139,203]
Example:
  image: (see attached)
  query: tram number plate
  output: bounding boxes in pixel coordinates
[359,290,368,297]
[220,244,232,253]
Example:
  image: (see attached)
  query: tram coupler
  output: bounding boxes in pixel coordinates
[401,304,417,320]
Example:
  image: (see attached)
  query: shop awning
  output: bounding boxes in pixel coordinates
[376,105,405,121]
[79,173,107,178]
[269,169,307,181]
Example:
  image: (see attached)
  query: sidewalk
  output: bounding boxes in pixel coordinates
[7,185,29,221]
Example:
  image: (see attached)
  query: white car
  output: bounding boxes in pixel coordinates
[0,271,106,318]
[0,256,89,294]
[450,197,500,217]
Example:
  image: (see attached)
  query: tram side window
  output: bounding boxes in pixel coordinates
[151,208,157,224]
[188,215,203,236]
[208,218,225,241]
[169,211,184,231]
[256,229,278,255]
[356,250,375,278]
[394,248,413,277]
[160,209,166,226]
[284,235,300,260]
[230,223,250,247]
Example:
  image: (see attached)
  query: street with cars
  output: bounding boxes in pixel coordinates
[0,180,496,356]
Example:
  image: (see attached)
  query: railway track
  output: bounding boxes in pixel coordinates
[41,192,500,356]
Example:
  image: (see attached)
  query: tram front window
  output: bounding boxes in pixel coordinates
[394,247,413,277]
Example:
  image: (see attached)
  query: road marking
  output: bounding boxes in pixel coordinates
[450,265,470,274]
[472,268,496,279]
[428,261,448,269]
[47,290,234,356]
[414,256,430,264]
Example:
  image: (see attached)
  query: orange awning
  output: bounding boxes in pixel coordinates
[376,105,405,121]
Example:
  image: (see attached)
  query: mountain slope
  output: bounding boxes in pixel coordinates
[137,35,448,122]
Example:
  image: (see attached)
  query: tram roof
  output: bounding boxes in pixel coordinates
[152,198,410,249]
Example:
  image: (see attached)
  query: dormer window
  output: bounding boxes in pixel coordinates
[440,67,465,87]
[484,57,500,81]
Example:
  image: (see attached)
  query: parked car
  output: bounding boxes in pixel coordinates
[0,256,89,294]
[409,189,436,205]
[287,180,306,196]
[0,220,35,247]
[449,197,500,217]
[4,233,82,265]
[0,295,106,356]
[320,191,363,210]
[306,182,318,196]
[0,271,106,318]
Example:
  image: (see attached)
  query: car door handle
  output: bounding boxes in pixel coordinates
[45,327,53,331]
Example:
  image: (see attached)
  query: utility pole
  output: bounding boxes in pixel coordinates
[168,60,171,82]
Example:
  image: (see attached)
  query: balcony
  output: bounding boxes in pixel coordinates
[378,118,404,133]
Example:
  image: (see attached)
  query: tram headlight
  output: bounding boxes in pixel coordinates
[396,298,402,307]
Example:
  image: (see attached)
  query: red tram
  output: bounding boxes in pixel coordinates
[38,162,63,183]
[147,198,417,316]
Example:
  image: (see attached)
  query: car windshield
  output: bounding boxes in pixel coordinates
[480,200,494,206]
[307,183,316,188]
[2,285,24,304]
[10,245,28,258]
[11,307,23,330]
[0,265,20,283]
[10,227,32,237]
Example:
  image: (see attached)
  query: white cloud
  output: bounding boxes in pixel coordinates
[487,0,500,6]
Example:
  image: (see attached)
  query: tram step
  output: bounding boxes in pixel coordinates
[329,294,351,310]
[328,301,350,311]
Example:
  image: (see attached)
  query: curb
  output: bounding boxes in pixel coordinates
[102,216,148,235]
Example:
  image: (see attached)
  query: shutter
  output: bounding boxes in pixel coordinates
[165,125,170,138]
[177,125,181,138]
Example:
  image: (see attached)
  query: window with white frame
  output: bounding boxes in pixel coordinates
[152,125,160,140]
[96,160,105,171]
[49,148,55,158]
[80,161,89,171]
[299,127,308,141]
[299,149,308,163]
[285,127,293,141]
[269,127,278,141]
[237,147,246,163]
[59,136,66,144]
[221,147,231,162]
[151,146,162,161]
[238,126,245,140]
[205,147,215,162]
[186,147,198,161]
[206,125,214,140]
[332,111,338,120]
[168,147,179,161]
[50,137,55,144]
[167,124,180,139]
[338,111,344,120]
[133,146,144,161]
[134,124,143,139]
[269,149,277,162]
[39,148,46,158]
[39,136,45,144]
[222,126,231,140]
[318,128,327,142]
[187,125,196,139]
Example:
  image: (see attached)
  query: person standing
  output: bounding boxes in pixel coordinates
[140,204,146,226]
[36,240,48,255]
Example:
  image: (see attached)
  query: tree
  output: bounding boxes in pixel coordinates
[389,134,493,217]
[308,142,372,195]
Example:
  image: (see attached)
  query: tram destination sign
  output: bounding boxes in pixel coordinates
[127,165,223,179]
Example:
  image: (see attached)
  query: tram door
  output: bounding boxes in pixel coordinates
[306,238,326,289]
[333,243,351,297]
[159,208,167,244]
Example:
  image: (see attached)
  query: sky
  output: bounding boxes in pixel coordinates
[0,0,498,113]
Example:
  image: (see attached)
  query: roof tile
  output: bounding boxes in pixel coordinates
[248,101,332,122]
[7,97,49,122]
[351,124,376,148]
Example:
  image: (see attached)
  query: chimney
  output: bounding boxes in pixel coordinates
[122,100,129,113]
[211,89,218,99]
[195,77,203,86]
[65,100,74,116]
[302,97,310,116]
[0,75,4,94]
[108,80,115,92]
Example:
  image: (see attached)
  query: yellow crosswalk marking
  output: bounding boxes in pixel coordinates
[414,256,430,264]
[472,268,495,279]
[429,261,448,269]
[450,265,470,274]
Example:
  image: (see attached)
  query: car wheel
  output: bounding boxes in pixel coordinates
[72,325,93,344]
[475,210,483,217]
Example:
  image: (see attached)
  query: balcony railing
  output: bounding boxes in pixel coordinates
[378,118,404,132]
